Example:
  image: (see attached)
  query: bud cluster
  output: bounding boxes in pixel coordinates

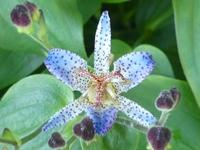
[73,117,95,141]
[10,1,42,33]
[155,88,180,112]
[147,87,181,150]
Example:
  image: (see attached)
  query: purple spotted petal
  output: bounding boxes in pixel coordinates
[113,51,155,93]
[117,96,157,128]
[42,99,87,132]
[94,11,111,75]
[86,106,117,135]
[45,49,90,93]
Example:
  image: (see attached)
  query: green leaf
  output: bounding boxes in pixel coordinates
[101,0,129,3]
[0,50,45,89]
[77,0,101,23]
[81,75,200,150]
[172,0,200,107]
[0,74,73,138]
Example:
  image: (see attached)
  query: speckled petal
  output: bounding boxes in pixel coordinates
[94,11,111,75]
[86,106,117,135]
[45,49,90,93]
[117,96,157,128]
[42,99,87,132]
[113,51,155,93]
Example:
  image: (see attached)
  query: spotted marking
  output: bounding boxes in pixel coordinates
[42,99,87,132]
[45,48,90,93]
[113,51,155,93]
[94,11,111,75]
[117,96,157,128]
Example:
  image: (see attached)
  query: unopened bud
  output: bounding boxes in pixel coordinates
[147,127,171,150]
[24,1,41,22]
[10,5,31,27]
[155,91,174,111]
[73,117,95,141]
[24,1,37,14]
[48,132,65,148]
[73,123,82,136]
[170,88,181,106]
[81,117,95,141]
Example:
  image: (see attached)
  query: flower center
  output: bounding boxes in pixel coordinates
[79,70,124,108]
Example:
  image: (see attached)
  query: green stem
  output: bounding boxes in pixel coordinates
[21,126,42,144]
[116,117,148,133]
[29,34,49,54]
[0,137,18,147]
[63,136,76,150]
[158,111,170,126]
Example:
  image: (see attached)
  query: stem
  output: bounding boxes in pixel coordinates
[21,126,42,144]
[116,117,148,133]
[0,137,18,146]
[63,136,76,150]
[158,111,170,126]
[28,34,49,54]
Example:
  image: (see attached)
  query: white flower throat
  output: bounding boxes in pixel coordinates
[79,70,126,107]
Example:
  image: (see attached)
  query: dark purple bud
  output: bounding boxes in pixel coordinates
[48,132,65,148]
[73,123,82,136]
[156,91,174,111]
[73,117,95,141]
[81,117,95,141]
[10,5,31,27]
[24,1,37,15]
[147,127,171,150]
[170,88,181,105]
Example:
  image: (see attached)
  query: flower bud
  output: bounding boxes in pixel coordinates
[24,1,37,15]
[10,5,31,27]
[170,88,181,106]
[73,123,82,136]
[48,132,65,148]
[81,117,95,141]
[155,91,174,111]
[73,117,95,141]
[147,127,171,150]
[24,1,41,22]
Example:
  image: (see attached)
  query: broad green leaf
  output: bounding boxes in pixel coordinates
[0,74,73,138]
[77,0,101,23]
[172,0,200,107]
[0,50,45,89]
[88,40,174,77]
[101,0,129,3]
[81,75,200,150]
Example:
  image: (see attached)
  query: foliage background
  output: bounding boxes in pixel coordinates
[0,0,200,150]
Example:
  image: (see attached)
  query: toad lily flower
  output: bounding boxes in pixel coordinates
[42,11,157,135]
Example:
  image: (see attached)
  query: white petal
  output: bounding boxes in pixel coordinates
[113,51,155,93]
[45,48,90,93]
[116,96,157,128]
[42,98,87,132]
[94,11,111,75]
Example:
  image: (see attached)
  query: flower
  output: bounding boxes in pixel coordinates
[42,11,157,135]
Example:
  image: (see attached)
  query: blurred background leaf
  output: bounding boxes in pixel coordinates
[173,0,200,108]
